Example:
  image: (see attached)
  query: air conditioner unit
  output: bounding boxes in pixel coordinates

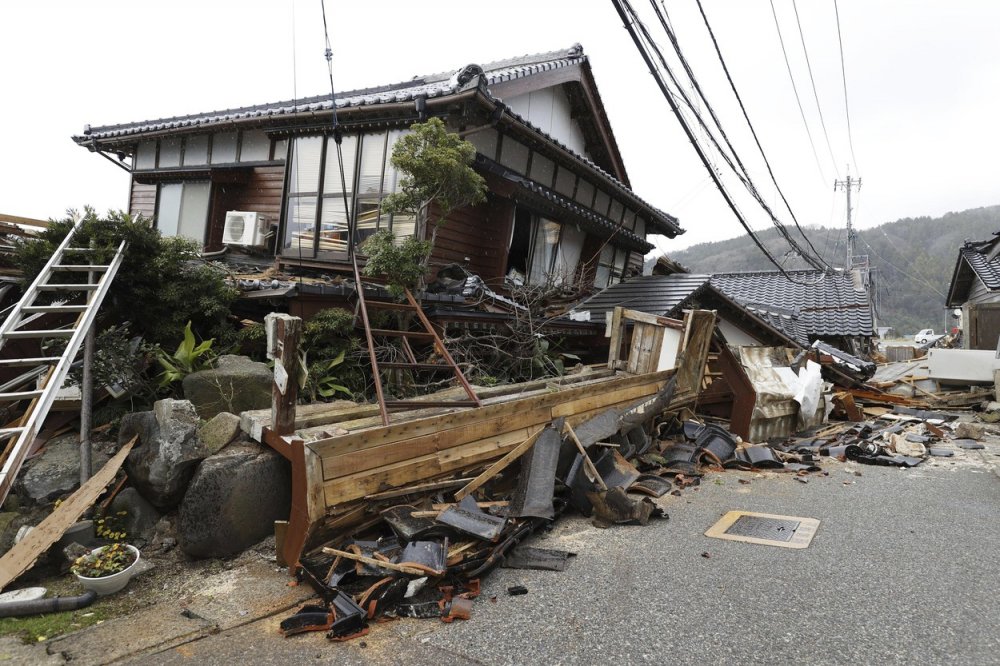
[222,211,270,247]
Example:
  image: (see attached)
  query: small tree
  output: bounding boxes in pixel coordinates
[364,118,486,293]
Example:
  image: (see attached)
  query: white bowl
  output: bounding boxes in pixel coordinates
[74,545,141,596]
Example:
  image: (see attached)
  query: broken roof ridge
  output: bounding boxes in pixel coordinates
[76,44,587,139]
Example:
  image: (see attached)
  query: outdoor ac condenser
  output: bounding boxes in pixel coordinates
[222,211,270,246]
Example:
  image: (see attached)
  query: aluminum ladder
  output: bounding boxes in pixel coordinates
[0,221,126,504]
[350,252,480,426]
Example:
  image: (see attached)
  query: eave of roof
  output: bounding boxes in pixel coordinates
[74,45,683,239]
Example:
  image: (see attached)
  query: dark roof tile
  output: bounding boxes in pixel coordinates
[710,269,874,339]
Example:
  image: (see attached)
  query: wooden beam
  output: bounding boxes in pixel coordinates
[266,314,303,436]
[0,436,136,591]
[453,426,545,501]
[363,477,474,501]
[563,422,607,491]
[321,547,426,576]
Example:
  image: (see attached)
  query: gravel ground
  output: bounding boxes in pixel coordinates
[138,440,1000,666]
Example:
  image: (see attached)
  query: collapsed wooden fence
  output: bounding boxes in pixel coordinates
[245,309,717,566]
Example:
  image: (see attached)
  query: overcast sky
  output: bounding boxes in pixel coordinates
[2,0,998,260]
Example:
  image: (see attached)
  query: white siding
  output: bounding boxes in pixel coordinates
[506,85,588,156]
[718,317,764,347]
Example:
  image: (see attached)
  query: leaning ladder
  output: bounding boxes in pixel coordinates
[350,252,480,426]
[0,221,127,504]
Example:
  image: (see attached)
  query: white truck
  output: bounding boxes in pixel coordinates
[914,328,945,345]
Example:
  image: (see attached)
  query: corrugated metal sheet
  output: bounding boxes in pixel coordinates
[739,347,828,442]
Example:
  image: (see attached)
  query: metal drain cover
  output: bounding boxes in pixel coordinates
[725,515,800,542]
[705,511,820,549]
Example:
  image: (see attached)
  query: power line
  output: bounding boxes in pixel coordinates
[856,230,946,299]
[611,0,822,283]
[791,0,839,174]
[833,0,861,175]
[692,0,831,269]
[649,0,829,271]
[769,0,827,185]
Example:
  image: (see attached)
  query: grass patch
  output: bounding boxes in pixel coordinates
[0,606,107,644]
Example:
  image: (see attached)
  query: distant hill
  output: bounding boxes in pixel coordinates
[667,205,1000,335]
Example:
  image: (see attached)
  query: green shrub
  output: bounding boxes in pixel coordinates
[12,208,237,348]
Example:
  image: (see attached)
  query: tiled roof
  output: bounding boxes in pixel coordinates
[569,273,803,346]
[571,274,712,324]
[74,44,680,238]
[946,237,1000,307]
[960,243,1000,290]
[710,269,874,339]
[75,47,587,142]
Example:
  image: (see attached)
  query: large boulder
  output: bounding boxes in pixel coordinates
[122,399,209,510]
[177,442,291,558]
[109,487,162,547]
[182,355,272,419]
[17,433,110,504]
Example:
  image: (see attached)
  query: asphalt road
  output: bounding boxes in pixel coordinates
[134,444,1000,666]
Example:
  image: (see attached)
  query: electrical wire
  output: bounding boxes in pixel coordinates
[833,0,860,175]
[611,0,823,284]
[319,0,354,256]
[856,230,946,299]
[791,0,839,174]
[692,0,831,269]
[649,0,829,271]
[769,0,828,185]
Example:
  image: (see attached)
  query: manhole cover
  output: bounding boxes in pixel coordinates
[705,511,820,549]
[725,515,800,542]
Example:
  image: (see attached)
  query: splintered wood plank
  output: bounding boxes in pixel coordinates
[309,370,674,459]
[243,368,618,441]
[0,436,136,591]
[320,405,552,480]
[322,428,532,507]
[551,380,666,419]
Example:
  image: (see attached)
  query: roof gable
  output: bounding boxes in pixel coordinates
[946,235,1000,306]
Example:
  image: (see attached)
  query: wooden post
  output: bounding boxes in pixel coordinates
[79,328,95,484]
[266,313,302,437]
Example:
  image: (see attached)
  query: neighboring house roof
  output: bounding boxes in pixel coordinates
[568,273,801,347]
[710,269,874,340]
[946,234,1000,306]
[73,45,681,238]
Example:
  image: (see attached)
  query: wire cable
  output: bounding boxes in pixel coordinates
[791,0,839,173]
[649,0,829,271]
[833,0,861,174]
[611,0,824,284]
[693,0,831,269]
[769,0,827,185]
[319,0,354,258]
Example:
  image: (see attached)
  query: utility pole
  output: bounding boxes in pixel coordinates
[834,168,862,269]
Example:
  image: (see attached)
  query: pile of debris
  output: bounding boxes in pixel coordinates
[279,378,686,640]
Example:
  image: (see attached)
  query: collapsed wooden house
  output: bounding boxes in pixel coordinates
[241,309,716,567]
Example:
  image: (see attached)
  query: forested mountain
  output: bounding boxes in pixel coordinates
[667,205,1000,335]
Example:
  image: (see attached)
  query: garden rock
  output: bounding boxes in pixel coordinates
[122,399,208,510]
[182,355,272,419]
[177,442,291,558]
[109,488,162,547]
[17,433,110,504]
[954,422,985,440]
[196,412,242,455]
